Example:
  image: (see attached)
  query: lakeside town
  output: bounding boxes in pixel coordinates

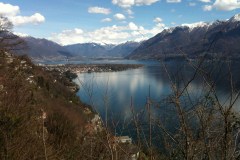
[39,63,143,74]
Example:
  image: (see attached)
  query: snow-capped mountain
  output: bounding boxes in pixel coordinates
[127,14,240,59]
[64,43,109,58]
[229,14,240,22]
[64,41,140,58]
[14,35,139,59]
[181,22,210,31]
[108,41,141,57]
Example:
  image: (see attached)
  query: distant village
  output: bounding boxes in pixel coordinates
[39,63,143,74]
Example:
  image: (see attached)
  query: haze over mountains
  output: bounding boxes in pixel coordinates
[18,14,240,61]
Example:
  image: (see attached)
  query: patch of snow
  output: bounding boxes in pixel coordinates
[181,21,210,31]
[229,14,240,22]
[164,27,175,34]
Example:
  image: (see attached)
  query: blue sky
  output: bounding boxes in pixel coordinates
[0,0,240,45]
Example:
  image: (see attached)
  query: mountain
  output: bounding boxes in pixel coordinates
[16,36,140,60]
[12,35,139,60]
[64,43,111,58]
[18,37,72,60]
[64,41,140,58]
[127,14,240,59]
[108,41,140,57]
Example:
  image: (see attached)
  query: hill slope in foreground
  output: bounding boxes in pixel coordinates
[0,52,142,159]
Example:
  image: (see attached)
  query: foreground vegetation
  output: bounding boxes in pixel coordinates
[0,52,147,159]
[0,52,85,159]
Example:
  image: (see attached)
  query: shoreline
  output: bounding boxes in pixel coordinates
[40,63,144,74]
[40,63,143,93]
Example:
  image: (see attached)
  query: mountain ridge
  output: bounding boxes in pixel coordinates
[17,36,73,60]
[64,41,141,58]
[16,36,141,60]
[127,14,240,60]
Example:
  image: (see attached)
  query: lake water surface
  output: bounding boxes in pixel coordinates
[75,60,172,119]
[74,59,240,138]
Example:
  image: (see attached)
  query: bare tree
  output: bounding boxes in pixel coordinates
[0,16,25,54]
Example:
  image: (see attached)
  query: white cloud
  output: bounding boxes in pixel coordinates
[101,18,112,22]
[62,28,83,35]
[49,22,167,45]
[88,6,111,15]
[50,25,130,45]
[213,0,240,11]
[114,13,126,20]
[73,28,84,34]
[14,32,29,37]
[10,13,45,26]
[128,22,138,30]
[203,5,213,11]
[0,2,45,26]
[134,0,159,5]
[166,0,181,3]
[0,2,19,16]
[153,17,163,23]
[199,0,211,3]
[50,28,85,45]
[203,0,240,11]
[150,23,166,35]
[112,0,134,8]
[132,22,166,37]
[112,0,159,8]
[126,9,134,15]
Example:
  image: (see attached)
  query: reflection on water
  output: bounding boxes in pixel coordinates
[74,60,240,139]
[75,60,171,119]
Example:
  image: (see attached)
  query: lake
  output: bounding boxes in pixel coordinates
[74,59,240,141]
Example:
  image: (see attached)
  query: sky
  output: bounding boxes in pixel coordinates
[0,0,240,45]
